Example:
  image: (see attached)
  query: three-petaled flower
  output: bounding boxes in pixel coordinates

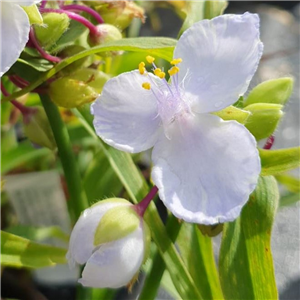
[0,0,41,77]
[92,13,263,225]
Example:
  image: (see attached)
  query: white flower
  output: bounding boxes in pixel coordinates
[91,13,263,225]
[67,199,149,288]
[0,0,41,77]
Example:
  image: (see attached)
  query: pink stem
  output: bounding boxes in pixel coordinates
[263,135,275,150]
[1,83,34,116]
[9,75,29,89]
[40,0,47,9]
[39,8,99,36]
[134,186,159,217]
[61,4,104,24]
[29,28,61,63]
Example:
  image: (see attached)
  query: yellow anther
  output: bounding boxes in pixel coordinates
[171,58,182,65]
[142,82,151,90]
[139,62,145,74]
[168,66,180,76]
[158,71,166,79]
[154,68,162,76]
[146,56,155,64]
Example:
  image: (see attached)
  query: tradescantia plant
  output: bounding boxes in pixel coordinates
[1,1,299,300]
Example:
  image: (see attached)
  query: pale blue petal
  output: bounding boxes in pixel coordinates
[152,114,260,225]
[67,201,130,266]
[92,71,161,153]
[78,226,144,288]
[0,2,30,77]
[175,13,263,114]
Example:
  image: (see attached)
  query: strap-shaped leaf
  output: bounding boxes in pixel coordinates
[219,176,279,299]
[1,231,67,268]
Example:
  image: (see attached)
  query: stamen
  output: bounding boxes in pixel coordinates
[168,66,179,76]
[146,56,155,64]
[171,58,182,65]
[139,62,145,75]
[142,82,151,90]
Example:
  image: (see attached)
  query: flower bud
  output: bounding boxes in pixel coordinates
[93,1,145,30]
[34,13,70,50]
[89,24,122,48]
[67,198,150,289]
[23,106,56,150]
[49,74,100,109]
[244,103,284,141]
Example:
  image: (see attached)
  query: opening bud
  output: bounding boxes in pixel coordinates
[67,198,150,289]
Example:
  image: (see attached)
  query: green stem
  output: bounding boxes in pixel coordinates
[40,94,88,220]
[139,215,182,300]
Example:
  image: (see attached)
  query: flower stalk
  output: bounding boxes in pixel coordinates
[39,8,99,37]
[134,186,158,217]
[60,4,104,24]
[40,93,88,220]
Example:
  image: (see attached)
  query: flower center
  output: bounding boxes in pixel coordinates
[138,56,191,137]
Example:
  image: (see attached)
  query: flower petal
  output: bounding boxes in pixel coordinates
[174,13,263,114]
[0,2,30,77]
[14,0,42,6]
[67,200,130,266]
[151,113,261,224]
[78,225,144,288]
[91,71,161,153]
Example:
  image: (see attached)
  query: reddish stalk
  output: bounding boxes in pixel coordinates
[61,4,104,24]
[1,83,35,120]
[134,186,159,217]
[263,135,275,150]
[29,28,61,63]
[9,75,29,89]
[39,8,99,36]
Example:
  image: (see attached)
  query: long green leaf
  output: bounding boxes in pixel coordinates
[2,37,176,103]
[260,147,300,176]
[75,105,202,300]
[177,223,223,300]
[219,176,279,299]
[5,225,69,243]
[1,141,52,174]
[1,231,67,268]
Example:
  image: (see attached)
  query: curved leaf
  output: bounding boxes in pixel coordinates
[219,176,279,300]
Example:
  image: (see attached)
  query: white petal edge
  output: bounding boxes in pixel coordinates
[78,225,144,288]
[151,113,261,225]
[174,12,263,114]
[91,70,162,153]
[66,200,131,266]
[0,2,30,77]
[1,1,42,6]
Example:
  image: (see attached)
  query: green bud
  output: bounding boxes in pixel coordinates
[34,13,70,50]
[89,24,122,48]
[94,204,140,246]
[49,76,99,109]
[22,4,43,25]
[213,105,251,124]
[244,103,284,141]
[23,106,56,150]
[244,77,294,106]
[94,1,145,30]
[70,68,110,93]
